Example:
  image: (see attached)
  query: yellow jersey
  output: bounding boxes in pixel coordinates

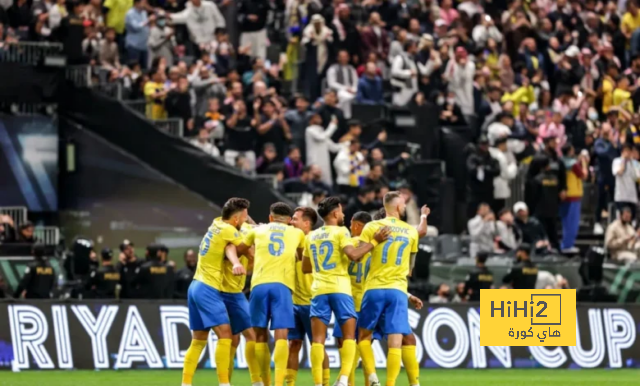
[347,236,371,311]
[194,217,244,290]
[359,217,419,293]
[292,259,313,305]
[245,222,305,291]
[144,81,167,120]
[613,88,634,114]
[305,225,355,297]
[220,223,254,293]
[602,76,615,113]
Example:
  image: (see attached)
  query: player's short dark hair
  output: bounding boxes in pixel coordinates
[270,202,294,217]
[383,191,402,206]
[294,207,318,225]
[221,198,250,220]
[373,207,386,220]
[352,211,372,225]
[476,251,490,263]
[317,196,342,219]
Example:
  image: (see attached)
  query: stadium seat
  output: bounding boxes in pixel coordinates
[438,234,463,260]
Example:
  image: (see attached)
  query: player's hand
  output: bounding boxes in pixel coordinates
[421,205,430,217]
[373,226,391,243]
[232,264,246,276]
[409,295,423,310]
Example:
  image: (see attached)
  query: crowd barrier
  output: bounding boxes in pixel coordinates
[0,300,637,370]
[0,42,63,65]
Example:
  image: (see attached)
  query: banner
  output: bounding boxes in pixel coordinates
[0,115,58,211]
[0,301,638,370]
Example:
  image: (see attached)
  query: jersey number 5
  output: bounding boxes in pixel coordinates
[381,236,409,265]
[310,241,336,271]
[199,231,213,256]
[269,232,285,256]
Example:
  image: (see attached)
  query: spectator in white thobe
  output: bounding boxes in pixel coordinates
[326,49,358,118]
[390,39,419,106]
[444,46,475,119]
[305,113,341,186]
[168,0,226,47]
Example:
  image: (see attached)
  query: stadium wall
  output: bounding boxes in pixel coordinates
[0,301,638,370]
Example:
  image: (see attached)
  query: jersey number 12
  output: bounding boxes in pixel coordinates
[311,241,336,271]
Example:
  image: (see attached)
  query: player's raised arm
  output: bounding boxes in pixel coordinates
[416,205,430,238]
[343,225,391,261]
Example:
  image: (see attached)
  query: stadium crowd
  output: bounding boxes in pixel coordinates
[4,0,640,297]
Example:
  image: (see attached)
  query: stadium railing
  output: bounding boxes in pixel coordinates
[66,65,92,88]
[152,118,184,137]
[0,102,57,115]
[255,174,278,190]
[0,206,28,229]
[0,41,64,65]
[34,226,61,246]
[122,99,146,116]
[506,164,528,209]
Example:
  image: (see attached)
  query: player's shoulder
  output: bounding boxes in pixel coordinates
[334,225,351,238]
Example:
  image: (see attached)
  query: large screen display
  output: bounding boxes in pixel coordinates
[0,115,58,211]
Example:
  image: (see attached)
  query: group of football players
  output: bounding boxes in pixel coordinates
[181,191,430,386]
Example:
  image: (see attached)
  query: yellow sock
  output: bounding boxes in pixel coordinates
[229,344,237,381]
[285,369,297,386]
[349,346,360,386]
[357,340,377,379]
[181,339,207,385]
[322,368,330,386]
[402,345,420,386]
[256,343,271,386]
[310,343,325,385]
[246,341,262,383]
[386,348,402,386]
[339,339,356,378]
[215,338,232,384]
[274,340,289,386]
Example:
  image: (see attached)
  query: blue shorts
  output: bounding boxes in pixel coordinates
[288,304,312,341]
[333,311,384,341]
[221,292,252,335]
[359,289,410,335]
[310,293,357,326]
[249,283,295,330]
[188,280,230,331]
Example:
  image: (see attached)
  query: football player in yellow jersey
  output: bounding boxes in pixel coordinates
[357,191,420,386]
[371,206,428,386]
[220,221,264,386]
[302,197,389,386]
[241,202,306,386]
[182,198,250,386]
[286,207,331,386]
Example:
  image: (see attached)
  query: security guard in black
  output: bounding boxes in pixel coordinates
[502,243,538,289]
[87,248,120,298]
[137,244,175,299]
[14,244,54,299]
[465,251,494,301]
[174,249,197,299]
